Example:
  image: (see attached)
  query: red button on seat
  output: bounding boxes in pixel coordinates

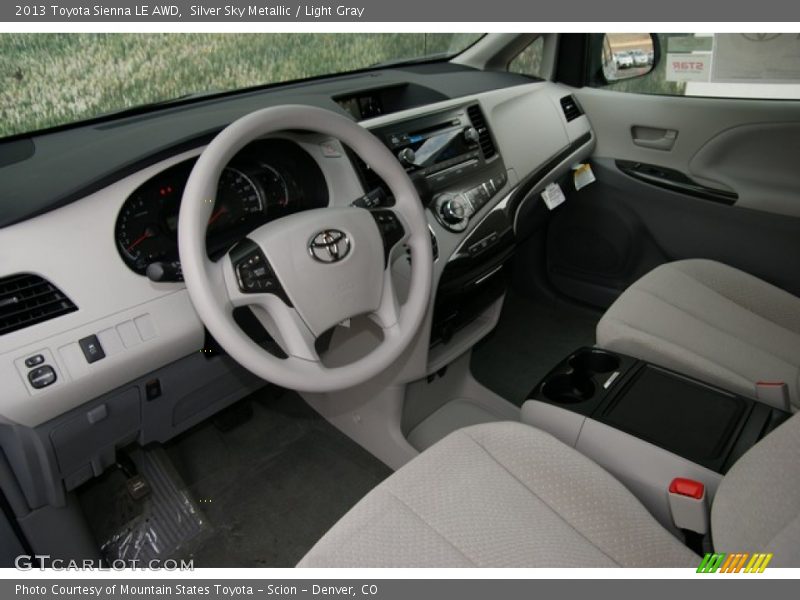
[669,477,704,499]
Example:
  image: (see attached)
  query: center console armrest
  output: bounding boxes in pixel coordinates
[521,346,792,536]
[521,399,722,535]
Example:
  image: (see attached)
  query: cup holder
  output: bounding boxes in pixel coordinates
[569,349,620,374]
[541,373,595,404]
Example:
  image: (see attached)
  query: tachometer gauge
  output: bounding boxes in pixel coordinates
[261,164,290,208]
[116,192,176,272]
[207,167,265,231]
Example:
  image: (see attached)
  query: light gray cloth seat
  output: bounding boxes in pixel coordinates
[597,259,800,408]
[299,416,800,567]
[298,422,698,567]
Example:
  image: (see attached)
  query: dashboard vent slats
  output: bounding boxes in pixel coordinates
[560,95,583,122]
[0,273,77,336]
[466,105,496,160]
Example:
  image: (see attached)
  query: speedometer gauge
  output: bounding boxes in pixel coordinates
[208,168,265,231]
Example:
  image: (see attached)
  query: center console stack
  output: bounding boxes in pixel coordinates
[354,103,516,349]
[523,347,791,533]
[364,103,509,232]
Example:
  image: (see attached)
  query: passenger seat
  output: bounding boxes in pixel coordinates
[597,259,800,409]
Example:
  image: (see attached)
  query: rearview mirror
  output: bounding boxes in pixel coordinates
[601,34,655,82]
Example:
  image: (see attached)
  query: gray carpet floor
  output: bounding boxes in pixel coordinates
[80,389,391,567]
[471,290,601,406]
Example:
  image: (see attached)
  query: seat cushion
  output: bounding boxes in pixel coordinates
[597,259,800,408]
[298,422,697,567]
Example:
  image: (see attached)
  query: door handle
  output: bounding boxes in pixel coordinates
[631,126,678,151]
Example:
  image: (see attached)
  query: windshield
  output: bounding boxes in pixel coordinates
[0,33,483,139]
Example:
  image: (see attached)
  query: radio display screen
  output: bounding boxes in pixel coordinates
[401,125,472,168]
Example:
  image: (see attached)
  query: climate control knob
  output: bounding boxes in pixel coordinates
[434,193,472,232]
[441,198,466,224]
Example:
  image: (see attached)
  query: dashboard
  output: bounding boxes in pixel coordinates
[113,139,328,276]
[0,62,594,438]
[0,59,597,511]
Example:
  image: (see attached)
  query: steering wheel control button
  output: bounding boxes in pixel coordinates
[28,365,57,389]
[370,210,405,265]
[308,229,351,263]
[352,188,387,209]
[230,239,293,305]
[24,354,45,368]
[79,335,106,364]
[237,253,270,291]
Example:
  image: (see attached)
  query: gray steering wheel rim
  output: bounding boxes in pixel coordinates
[178,105,433,392]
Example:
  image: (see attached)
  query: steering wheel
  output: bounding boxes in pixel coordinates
[178,105,433,392]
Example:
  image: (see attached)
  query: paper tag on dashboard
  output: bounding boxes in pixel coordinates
[573,163,596,190]
[541,182,566,210]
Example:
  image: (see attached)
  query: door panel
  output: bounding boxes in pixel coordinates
[689,122,800,216]
[575,89,800,217]
[538,87,800,309]
[544,157,800,309]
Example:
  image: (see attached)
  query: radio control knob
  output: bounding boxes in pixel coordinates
[397,147,416,166]
[463,126,480,144]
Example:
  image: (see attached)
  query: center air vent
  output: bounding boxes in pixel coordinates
[466,105,496,160]
[560,95,583,122]
[0,273,77,336]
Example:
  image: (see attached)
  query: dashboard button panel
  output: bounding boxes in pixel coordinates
[24,354,45,368]
[79,334,106,364]
[433,168,508,233]
[28,365,57,389]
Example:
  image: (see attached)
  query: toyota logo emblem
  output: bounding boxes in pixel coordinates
[308,229,351,263]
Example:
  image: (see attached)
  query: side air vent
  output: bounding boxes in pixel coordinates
[560,95,583,122]
[0,273,77,336]
[466,104,496,160]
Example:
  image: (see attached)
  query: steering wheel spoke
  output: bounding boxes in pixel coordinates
[248,297,320,362]
[369,268,401,333]
[218,240,319,362]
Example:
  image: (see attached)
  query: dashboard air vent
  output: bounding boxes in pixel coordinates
[0,273,77,336]
[466,105,496,160]
[560,95,583,122]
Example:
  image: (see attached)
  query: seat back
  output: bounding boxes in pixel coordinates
[711,412,800,566]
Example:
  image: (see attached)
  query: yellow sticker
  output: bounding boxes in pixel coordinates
[573,164,596,191]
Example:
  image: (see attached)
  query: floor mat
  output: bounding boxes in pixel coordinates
[80,447,209,565]
[80,389,391,567]
[471,290,601,406]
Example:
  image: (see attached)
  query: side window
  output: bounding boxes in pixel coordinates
[595,33,800,99]
[509,37,545,78]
